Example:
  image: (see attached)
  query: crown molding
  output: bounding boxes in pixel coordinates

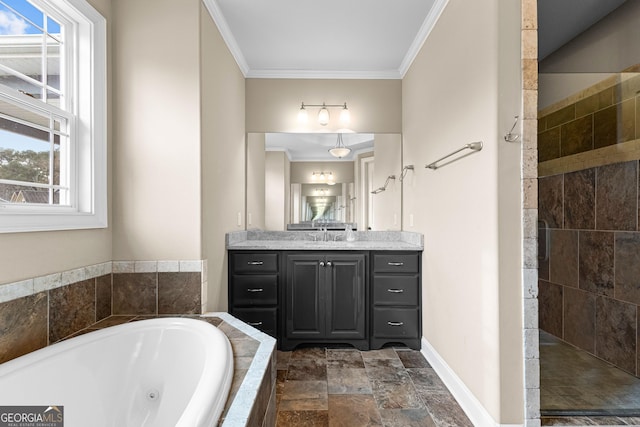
[246,69,402,80]
[399,0,450,78]
[201,0,250,76]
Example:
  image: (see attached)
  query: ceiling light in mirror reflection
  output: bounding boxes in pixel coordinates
[265,133,373,162]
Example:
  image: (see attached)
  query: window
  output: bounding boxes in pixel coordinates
[0,0,106,232]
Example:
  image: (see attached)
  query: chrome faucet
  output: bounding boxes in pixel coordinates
[322,227,328,242]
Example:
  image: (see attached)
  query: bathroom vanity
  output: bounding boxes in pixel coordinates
[227,230,423,350]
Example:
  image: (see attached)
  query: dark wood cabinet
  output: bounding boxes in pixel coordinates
[283,252,367,350]
[228,252,280,338]
[370,252,422,349]
[228,249,421,350]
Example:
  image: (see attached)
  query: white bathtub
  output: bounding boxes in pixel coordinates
[0,317,234,427]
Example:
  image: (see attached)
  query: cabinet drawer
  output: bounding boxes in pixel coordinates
[232,275,278,306]
[372,253,419,273]
[232,253,278,273]
[232,307,277,337]
[372,307,420,339]
[372,275,419,306]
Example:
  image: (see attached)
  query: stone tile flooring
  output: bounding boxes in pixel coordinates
[541,331,640,426]
[275,346,473,427]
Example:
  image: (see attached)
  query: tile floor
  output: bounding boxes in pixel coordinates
[540,331,640,426]
[275,346,473,427]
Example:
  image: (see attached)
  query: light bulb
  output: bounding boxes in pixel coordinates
[297,105,308,123]
[339,105,350,125]
[318,106,330,126]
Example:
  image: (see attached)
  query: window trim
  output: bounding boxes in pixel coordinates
[0,0,106,233]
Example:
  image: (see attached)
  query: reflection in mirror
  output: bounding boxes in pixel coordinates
[246,133,402,231]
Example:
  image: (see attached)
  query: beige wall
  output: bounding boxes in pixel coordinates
[290,161,355,184]
[402,0,523,423]
[112,0,201,260]
[0,0,112,286]
[246,79,402,133]
[200,3,246,311]
[371,134,401,231]
[246,133,266,230]
[265,151,290,230]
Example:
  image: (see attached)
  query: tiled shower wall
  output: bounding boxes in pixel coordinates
[539,161,640,376]
[538,66,640,377]
[0,262,203,365]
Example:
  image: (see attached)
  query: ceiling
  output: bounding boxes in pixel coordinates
[265,133,374,162]
[203,0,441,79]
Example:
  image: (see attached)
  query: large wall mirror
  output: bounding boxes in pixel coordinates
[246,133,403,231]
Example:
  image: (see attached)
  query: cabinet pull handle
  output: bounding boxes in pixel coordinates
[388,262,404,266]
[247,288,264,292]
[327,261,332,267]
[320,261,325,267]
[247,261,264,265]
[388,321,404,327]
[387,289,404,293]
[247,321,263,326]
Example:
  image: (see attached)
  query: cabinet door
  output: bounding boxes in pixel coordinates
[285,254,324,339]
[325,254,366,340]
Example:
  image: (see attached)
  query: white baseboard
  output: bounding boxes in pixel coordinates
[420,337,524,427]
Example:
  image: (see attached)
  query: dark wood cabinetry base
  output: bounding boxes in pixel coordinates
[228,249,422,351]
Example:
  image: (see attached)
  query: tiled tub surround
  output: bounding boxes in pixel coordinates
[0,260,205,365]
[538,161,640,378]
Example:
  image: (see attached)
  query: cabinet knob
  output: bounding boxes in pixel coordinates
[247,288,264,292]
[320,261,325,267]
[326,261,332,267]
[387,289,404,293]
[387,262,404,266]
[247,261,264,266]
[388,321,404,327]
[247,321,263,326]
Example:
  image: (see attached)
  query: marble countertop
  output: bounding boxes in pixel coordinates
[226,230,423,251]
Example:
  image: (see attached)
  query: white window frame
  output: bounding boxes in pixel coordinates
[0,0,106,233]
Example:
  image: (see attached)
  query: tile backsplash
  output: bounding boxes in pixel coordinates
[0,260,204,365]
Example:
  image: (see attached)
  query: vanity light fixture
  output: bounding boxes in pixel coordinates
[312,171,334,184]
[328,133,351,158]
[297,102,350,126]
